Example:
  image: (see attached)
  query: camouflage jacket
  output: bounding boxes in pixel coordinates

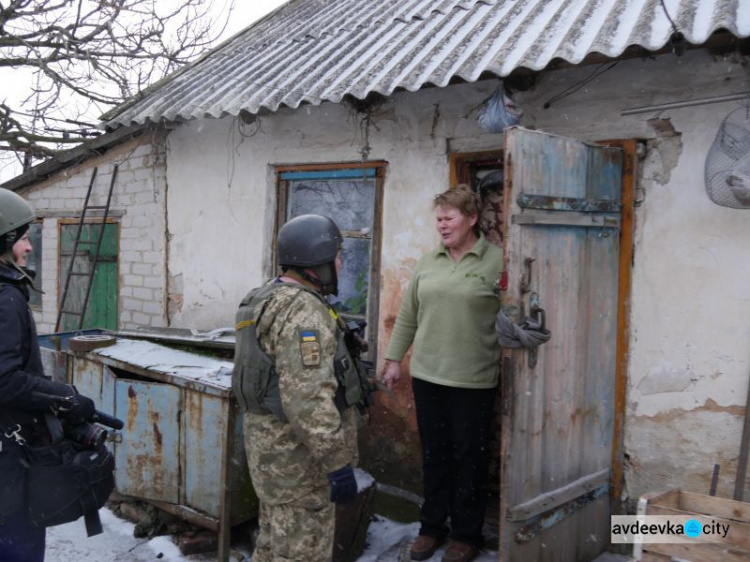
[244,284,359,505]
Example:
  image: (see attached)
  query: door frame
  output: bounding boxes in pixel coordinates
[597,139,637,509]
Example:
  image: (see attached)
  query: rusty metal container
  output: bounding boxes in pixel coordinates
[66,333,256,561]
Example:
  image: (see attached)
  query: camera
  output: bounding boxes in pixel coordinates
[65,410,124,450]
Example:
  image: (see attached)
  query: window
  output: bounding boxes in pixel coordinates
[278,164,385,358]
[27,222,42,309]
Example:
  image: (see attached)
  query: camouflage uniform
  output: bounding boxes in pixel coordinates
[244,283,359,562]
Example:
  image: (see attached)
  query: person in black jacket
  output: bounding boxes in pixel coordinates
[0,189,96,562]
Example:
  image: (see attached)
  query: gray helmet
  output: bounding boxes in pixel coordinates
[0,189,35,254]
[278,214,342,295]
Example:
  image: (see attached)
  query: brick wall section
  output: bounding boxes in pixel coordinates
[20,132,168,333]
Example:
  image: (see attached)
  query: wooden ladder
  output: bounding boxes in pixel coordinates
[55,165,118,332]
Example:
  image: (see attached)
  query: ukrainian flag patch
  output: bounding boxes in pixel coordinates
[301,330,317,343]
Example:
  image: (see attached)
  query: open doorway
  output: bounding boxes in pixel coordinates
[449,149,505,533]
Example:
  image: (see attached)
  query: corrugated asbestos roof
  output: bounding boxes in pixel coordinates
[103,0,750,128]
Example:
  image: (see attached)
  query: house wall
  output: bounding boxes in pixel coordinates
[20,133,169,333]
[165,48,750,499]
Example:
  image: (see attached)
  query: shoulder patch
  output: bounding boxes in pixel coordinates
[299,329,321,367]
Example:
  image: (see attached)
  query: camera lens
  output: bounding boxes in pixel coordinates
[84,425,108,449]
[67,422,108,449]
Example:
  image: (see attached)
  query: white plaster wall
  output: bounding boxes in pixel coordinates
[164,84,484,328]
[165,48,750,499]
[19,135,168,332]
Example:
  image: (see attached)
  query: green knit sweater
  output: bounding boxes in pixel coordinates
[385,234,503,389]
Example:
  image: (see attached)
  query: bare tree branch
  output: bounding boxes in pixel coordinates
[1,0,231,169]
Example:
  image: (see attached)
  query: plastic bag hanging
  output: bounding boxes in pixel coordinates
[477,86,522,133]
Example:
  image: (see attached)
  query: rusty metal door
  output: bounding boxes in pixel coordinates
[499,127,623,561]
[115,379,181,503]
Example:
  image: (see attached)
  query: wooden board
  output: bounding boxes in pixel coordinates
[638,488,750,561]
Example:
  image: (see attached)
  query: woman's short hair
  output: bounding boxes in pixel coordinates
[433,184,480,218]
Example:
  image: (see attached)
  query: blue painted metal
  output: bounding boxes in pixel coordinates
[71,357,103,408]
[67,337,258,540]
[281,168,376,180]
[184,389,226,515]
[114,378,181,503]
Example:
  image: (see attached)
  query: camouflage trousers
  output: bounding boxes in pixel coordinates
[252,485,335,562]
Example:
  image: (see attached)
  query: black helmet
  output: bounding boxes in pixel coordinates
[0,189,35,255]
[278,214,342,295]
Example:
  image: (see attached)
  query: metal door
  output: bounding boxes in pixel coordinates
[114,378,181,504]
[500,128,623,561]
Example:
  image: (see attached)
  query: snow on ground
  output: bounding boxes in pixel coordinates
[45,509,499,561]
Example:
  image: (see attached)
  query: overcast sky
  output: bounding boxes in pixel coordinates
[0,0,289,183]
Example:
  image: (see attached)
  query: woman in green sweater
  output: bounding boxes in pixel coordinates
[382,185,502,562]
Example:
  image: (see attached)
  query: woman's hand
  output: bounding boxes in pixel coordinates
[381,360,402,391]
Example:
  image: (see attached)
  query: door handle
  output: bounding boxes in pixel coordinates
[520,257,534,294]
[527,292,544,369]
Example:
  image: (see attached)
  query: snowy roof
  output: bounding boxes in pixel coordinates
[103,0,750,128]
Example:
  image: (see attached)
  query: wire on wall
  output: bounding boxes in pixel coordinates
[659,0,687,55]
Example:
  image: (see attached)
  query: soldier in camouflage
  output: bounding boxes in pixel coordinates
[233,214,363,562]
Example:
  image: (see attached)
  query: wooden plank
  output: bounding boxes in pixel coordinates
[532,132,587,516]
[575,494,611,560]
[640,552,673,562]
[607,139,637,508]
[500,133,541,562]
[581,145,621,489]
[509,468,610,521]
[516,193,621,212]
[645,541,750,562]
[276,161,388,173]
[511,210,620,228]
[647,505,750,550]
[674,491,750,523]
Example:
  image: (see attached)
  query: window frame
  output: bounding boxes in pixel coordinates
[276,161,386,360]
[26,220,43,310]
[449,150,504,189]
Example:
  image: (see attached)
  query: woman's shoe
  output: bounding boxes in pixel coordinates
[441,540,478,562]
[410,534,445,560]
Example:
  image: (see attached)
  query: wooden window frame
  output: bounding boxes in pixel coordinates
[275,161,387,359]
[449,150,504,189]
[27,220,44,311]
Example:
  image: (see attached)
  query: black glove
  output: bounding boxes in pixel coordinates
[57,386,96,422]
[327,465,358,504]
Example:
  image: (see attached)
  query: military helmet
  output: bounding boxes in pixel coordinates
[0,189,35,254]
[0,189,35,238]
[278,214,342,295]
[278,214,342,268]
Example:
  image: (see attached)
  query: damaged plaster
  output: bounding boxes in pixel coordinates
[624,400,744,501]
[640,118,684,188]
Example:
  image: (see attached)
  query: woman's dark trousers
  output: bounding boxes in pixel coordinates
[412,377,496,548]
